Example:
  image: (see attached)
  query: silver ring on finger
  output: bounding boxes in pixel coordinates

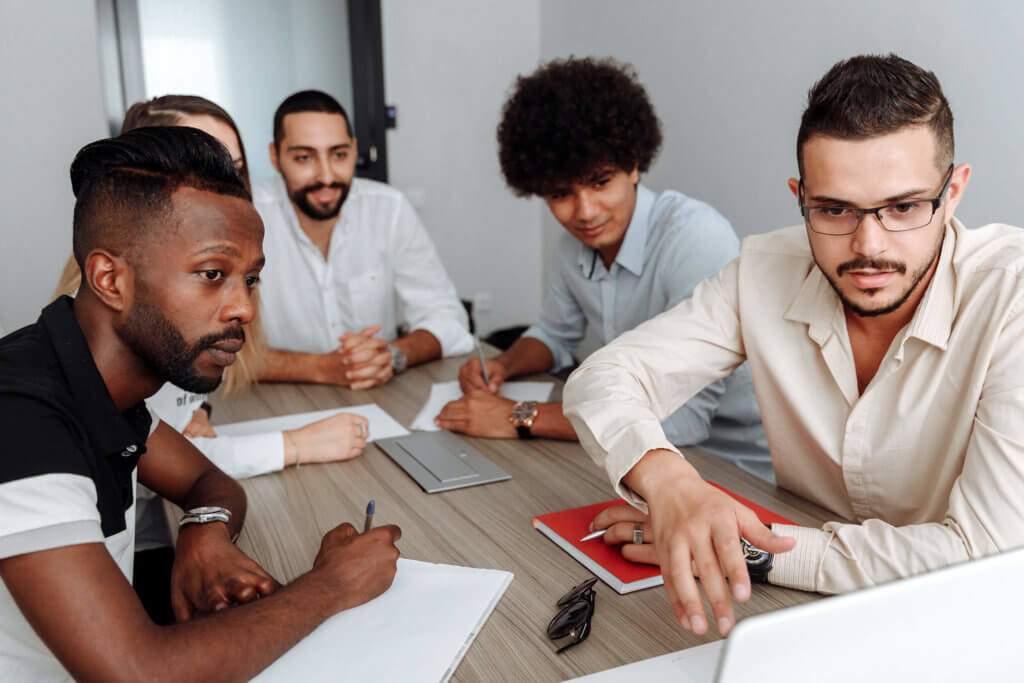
[358,423,368,439]
[633,523,644,545]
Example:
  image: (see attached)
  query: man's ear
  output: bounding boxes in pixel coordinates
[269,141,280,172]
[82,249,133,313]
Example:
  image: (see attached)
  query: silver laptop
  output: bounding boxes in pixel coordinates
[572,546,1023,682]
[374,431,510,493]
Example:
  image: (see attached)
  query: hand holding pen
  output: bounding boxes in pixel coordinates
[458,340,508,395]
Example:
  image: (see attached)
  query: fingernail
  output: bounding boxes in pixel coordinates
[691,615,706,634]
[734,582,750,601]
[679,614,691,630]
[718,617,732,635]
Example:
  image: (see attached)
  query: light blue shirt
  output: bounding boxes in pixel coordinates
[525,185,772,481]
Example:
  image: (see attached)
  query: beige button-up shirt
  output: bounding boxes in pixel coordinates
[563,219,1024,594]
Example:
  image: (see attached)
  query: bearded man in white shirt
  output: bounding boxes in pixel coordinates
[253,90,472,388]
[564,54,1024,638]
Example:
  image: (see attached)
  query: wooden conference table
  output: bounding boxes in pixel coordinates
[194,350,835,682]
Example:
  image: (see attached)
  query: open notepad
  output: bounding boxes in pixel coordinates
[410,380,554,431]
[215,404,409,442]
[254,559,513,682]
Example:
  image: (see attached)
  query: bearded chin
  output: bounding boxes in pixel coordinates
[116,298,223,394]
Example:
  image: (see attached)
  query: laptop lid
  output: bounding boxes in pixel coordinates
[715,546,1024,682]
[375,431,510,493]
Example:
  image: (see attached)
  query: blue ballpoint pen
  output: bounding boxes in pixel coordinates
[363,499,375,533]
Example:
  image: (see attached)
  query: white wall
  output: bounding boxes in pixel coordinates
[540,0,1024,240]
[381,0,543,336]
[137,0,354,184]
[0,1,109,332]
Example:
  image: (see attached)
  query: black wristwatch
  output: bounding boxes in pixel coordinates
[741,537,774,583]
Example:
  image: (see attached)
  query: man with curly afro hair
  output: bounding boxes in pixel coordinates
[435,57,770,484]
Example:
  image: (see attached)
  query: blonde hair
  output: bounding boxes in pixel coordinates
[56,94,264,394]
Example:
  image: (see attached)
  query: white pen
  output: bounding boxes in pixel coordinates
[579,529,608,542]
[474,333,491,385]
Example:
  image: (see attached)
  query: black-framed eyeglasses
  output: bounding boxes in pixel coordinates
[547,577,597,653]
[799,164,954,236]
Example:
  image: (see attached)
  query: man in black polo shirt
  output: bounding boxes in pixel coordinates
[0,127,401,680]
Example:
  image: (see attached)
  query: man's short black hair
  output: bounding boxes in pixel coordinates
[272,89,353,149]
[797,53,954,177]
[71,126,251,269]
[497,56,663,197]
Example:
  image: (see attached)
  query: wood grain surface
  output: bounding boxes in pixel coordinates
[173,349,838,682]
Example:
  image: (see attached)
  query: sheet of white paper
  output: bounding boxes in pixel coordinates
[410,380,554,431]
[567,640,724,683]
[253,559,513,683]
[214,404,408,442]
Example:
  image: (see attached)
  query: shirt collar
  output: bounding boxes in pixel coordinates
[784,219,960,352]
[41,297,151,458]
[576,183,654,279]
[899,219,958,352]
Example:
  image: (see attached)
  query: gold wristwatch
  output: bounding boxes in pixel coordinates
[509,400,538,439]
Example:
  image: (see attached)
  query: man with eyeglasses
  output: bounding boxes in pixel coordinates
[564,53,1024,638]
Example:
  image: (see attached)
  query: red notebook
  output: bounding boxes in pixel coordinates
[532,482,795,594]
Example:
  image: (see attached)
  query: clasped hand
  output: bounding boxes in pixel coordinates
[318,324,394,390]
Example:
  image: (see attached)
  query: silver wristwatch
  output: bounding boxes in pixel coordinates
[388,344,408,374]
[179,506,235,541]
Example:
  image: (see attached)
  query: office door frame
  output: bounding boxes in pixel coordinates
[94,0,389,182]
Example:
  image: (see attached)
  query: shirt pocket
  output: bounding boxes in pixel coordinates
[343,266,389,331]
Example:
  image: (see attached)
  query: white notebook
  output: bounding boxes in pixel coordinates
[215,404,409,442]
[254,559,513,682]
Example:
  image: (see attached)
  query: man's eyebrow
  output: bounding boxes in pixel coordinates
[807,187,933,206]
[193,244,242,258]
[251,256,266,269]
[285,142,351,153]
[585,168,616,183]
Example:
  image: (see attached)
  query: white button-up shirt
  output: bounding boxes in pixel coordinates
[564,219,1024,594]
[253,176,472,356]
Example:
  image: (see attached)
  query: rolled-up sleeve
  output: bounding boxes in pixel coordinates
[390,196,472,356]
[563,259,747,509]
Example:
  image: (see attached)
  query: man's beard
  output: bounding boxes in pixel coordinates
[116,296,245,394]
[817,229,944,318]
[290,181,349,221]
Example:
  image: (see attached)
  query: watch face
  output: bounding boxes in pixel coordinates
[513,401,538,421]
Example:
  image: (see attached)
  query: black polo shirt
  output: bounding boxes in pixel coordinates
[0,295,155,558]
[0,296,160,678]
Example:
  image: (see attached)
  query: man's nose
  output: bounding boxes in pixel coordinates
[222,281,254,325]
[574,190,599,223]
[851,211,889,257]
